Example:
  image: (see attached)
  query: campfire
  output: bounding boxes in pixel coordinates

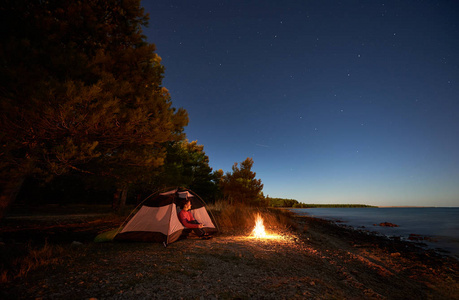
[250,213,283,240]
[252,213,267,238]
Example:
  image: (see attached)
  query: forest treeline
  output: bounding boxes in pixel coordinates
[268,198,376,208]
[0,0,267,217]
[0,1,369,217]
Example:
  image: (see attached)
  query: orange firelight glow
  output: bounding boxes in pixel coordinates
[252,213,267,238]
[248,213,286,240]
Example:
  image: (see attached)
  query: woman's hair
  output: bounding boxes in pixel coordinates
[180,199,191,209]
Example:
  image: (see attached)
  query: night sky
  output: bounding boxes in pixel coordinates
[141,1,459,207]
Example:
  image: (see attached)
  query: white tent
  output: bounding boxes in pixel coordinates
[114,188,217,245]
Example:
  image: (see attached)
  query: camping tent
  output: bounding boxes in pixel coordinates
[114,188,218,245]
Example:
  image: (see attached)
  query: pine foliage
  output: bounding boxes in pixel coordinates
[220,158,265,206]
[0,0,188,216]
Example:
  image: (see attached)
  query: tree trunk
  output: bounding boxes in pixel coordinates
[0,176,26,219]
[112,189,121,211]
[118,185,129,212]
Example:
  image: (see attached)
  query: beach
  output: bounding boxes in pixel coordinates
[1,212,458,299]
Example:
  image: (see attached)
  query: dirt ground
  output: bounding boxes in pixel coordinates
[0,212,458,299]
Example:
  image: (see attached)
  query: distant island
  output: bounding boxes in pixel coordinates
[268,197,376,208]
[291,204,377,208]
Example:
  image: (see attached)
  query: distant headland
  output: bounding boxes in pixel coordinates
[268,197,376,208]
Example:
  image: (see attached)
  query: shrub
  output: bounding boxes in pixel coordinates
[0,241,68,283]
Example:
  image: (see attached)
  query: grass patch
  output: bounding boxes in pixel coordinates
[0,241,72,283]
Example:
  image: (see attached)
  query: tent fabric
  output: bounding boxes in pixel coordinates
[121,205,174,235]
[114,188,217,245]
[160,190,193,198]
[178,191,193,198]
[191,206,214,228]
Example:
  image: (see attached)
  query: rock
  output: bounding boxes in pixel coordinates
[408,234,435,241]
[71,241,83,246]
[378,222,399,227]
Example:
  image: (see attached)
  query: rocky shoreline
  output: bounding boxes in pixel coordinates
[1,213,458,299]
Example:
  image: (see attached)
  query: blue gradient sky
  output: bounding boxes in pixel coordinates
[142,1,459,207]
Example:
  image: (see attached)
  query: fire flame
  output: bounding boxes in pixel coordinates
[252,213,267,238]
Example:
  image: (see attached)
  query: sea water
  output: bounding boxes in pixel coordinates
[291,207,459,258]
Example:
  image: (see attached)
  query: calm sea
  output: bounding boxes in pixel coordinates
[291,207,459,258]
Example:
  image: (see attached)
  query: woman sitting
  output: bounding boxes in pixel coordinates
[178,199,212,239]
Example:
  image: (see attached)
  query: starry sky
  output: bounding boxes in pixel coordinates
[141,1,459,207]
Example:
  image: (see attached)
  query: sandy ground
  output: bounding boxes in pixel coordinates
[1,213,458,299]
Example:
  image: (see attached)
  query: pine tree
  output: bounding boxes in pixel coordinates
[221,158,265,206]
[154,140,219,201]
[0,0,188,217]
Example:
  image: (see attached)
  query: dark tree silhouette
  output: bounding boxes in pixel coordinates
[0,0,188,217]
[221,158,265,206]
[152,140,219,201]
